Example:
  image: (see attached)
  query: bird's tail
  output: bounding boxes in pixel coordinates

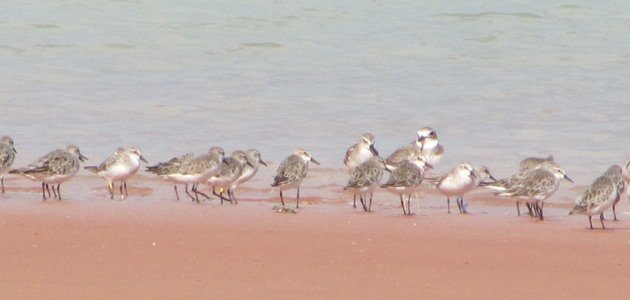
[84,166,99,173]
[145,165,159,174]
[480,179,510,192]
[567,205,586,215]
[423,177,439,187]
[8,168,25,174]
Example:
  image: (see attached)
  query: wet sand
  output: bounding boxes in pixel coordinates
[1,178,630,299]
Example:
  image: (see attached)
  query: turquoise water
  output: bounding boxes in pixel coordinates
[1,1,629,197]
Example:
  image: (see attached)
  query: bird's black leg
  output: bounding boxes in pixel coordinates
[447,197,451,214]
[56,184,62,200]
[174,185,180,201]
[196,186,211,201]
[184,184,195,201]
[41,182,47,200]
[51,184,58,199]
[400,194,406,215]
[228,188,237,204]
[359,194,367,211]
[108,182,114,199]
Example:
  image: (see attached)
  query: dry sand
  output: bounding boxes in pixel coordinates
[1,178,630,299]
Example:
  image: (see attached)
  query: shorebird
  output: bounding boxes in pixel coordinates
[385,127,443,170]
[343,156,388,212]
[10,145,87,200]
[343,133,379,208]
[381,156,432,215]
[146,153,194,200]
[433,164,496,214]
[568,174,621,229]
[482,155,558,216]
[497,166,573,220]
[416,127,444,166]
[146,147,224,202]
[484,155,558,192]
[343,133,379,171]
[602,165,626,221]
[0,136,17,194]
[206,150,250,204]
[225,149,267,203]
[623,157,630,183]
[85,147,148,199]
[271,149,319,208]
[519,154,555,172]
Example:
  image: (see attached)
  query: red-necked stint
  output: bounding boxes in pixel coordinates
[343,156,387,212]
[569,171,623,229]
[10,145,87,200]
[0,136,17,194]
[381,156,432,215]
[497,166,573,220]
[343,133,379,208]
[146,147,224,203]
[271,149,319,209]
[85,147,148,199]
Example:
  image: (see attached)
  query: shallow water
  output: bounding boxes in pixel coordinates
[1,1,629,199]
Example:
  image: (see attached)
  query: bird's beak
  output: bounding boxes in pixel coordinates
[369,144,379,156]
[489,174,497,182]
[247,161,255,168]
[140,155,148,163]
[470,171,477,179]
[310,158,320,165]
[425,162,433,170]
[79,154,88,162]
[260,160,268,167]
[563,175,574,183]
[12,147,17,154]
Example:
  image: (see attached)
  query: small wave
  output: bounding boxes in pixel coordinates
[33,44,75,48]
[106,43,135,49]
[240,42,283,48]
[0,45,25,53]
[32,23,58,29]
[559,4,583,9]
[435,12,545,20]
[465,36,498,43]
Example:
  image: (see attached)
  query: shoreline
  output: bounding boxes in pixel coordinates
[1,179,630,298]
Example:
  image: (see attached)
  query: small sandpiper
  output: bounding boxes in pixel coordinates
[271,149,320,209]
[10,145,87,200]
[85,147,148,199]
